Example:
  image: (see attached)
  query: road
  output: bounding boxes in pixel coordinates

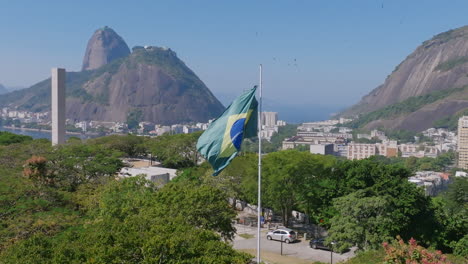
[233,224,356,264]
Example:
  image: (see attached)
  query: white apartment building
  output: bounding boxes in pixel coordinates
[277,120,286,126]
[458,116,468,169]
[376,140,398,157]
[260,126,278,141]
[310,144,334,155]
[262,112,278,127]
[347,143,376,160]
[155,125,171,136]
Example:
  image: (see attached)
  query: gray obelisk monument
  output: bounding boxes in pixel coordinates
[51,68,66,145]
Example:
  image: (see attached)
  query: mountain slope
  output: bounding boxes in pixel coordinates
[341,26,468,131]
[0,46,225,125]
[344,26,468,117]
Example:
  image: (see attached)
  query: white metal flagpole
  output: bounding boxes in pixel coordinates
[256,64,263,263]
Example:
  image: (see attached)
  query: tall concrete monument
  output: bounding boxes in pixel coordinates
[51,68,66,145]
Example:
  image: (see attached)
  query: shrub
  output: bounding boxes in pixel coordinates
[383,236,450,264]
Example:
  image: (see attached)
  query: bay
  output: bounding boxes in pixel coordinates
[0,126,98,141]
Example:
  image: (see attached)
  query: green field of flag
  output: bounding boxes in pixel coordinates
[197,87,258,175]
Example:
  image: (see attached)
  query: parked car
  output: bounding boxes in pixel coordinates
[309,238,333,250]
[266,228,297,243]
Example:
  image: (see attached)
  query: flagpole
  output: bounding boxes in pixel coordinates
[256,64,263,263]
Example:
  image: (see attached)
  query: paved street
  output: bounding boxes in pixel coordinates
[233,224,355,264]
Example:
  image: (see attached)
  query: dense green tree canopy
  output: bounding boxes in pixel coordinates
[147,132,201,169]
[1,131,466,262]
[0,136,251,263]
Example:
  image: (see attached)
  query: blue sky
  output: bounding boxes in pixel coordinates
[1,0,468,113]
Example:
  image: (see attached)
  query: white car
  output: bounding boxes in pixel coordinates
[266,228,297,243]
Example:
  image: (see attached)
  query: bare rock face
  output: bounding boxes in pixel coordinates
[68,46,224,124]
[81,26,130,71]
[345,26,468,116]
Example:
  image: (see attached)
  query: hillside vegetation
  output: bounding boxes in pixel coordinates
[347,86,468,130]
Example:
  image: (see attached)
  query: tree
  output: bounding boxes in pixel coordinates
[1,177,252,263]
[444,177,468,212]
[89,134,147,157]
[431,177,468,254]
[23,156,54,186]
[148,132,201,169]
[262,150,328,226]
[328,191,394,252]
[48,143,124,191]
[154,181,237,241]
[127,108,142,130]
[204,153,258,207]
[323,159,436,250]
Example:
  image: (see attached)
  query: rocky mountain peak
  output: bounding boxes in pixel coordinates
[342,25,468,132]
[344,25,468,117]
[81,27,130,71]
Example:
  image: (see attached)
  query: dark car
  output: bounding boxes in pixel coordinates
[309,238,332,250]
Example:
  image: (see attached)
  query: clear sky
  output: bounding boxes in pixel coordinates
[1,0,468,111]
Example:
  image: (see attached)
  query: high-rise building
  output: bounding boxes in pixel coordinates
[458,116,468,169]
[262,112,278,127]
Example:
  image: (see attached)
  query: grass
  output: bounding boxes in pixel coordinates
[238,233,255,239]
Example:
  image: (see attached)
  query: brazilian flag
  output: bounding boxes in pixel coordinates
[197,86,258,175]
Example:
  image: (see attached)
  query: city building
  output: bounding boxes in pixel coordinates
[260,126,278,141]
[119,166,177,186]
[371,130,388,141]
[171,124,184,134]
[334,144,348,157]
[347,143,376,160]
[276,120,286,126]
[408,171,450,196]
[339,117,353,124]
[310,144,334,155]
[262,112,278,127]
[75,121,87,132]
[399,143,439,158]
[154,125,171,136]
[458,116,468,169]
[376,140,398,157]
[357,133,372,140]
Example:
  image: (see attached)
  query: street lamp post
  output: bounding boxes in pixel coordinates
[281,235,284,255]
[330,241,336,264]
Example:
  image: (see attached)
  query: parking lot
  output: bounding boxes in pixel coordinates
[233,224,356,264]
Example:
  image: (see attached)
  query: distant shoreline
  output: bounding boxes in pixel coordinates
[2,126,98,136]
